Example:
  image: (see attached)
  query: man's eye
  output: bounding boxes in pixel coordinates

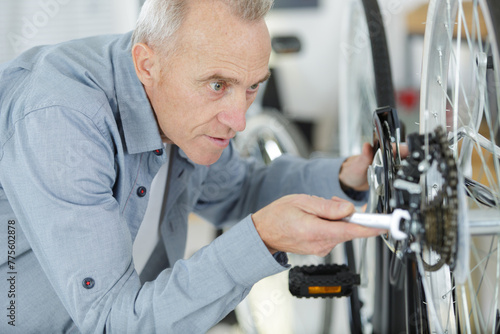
[209,82,224,92]
[249,83,259,90]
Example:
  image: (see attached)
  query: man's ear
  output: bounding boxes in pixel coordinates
[132,43,157,87]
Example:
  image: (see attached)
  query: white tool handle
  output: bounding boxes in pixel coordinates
[345,209,410,240]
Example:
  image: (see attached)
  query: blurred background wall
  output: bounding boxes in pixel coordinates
[0,0,139,63]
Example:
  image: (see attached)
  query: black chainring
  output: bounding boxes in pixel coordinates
[372,106,401,214]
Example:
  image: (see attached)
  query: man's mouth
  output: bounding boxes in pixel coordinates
[206,135,231,148]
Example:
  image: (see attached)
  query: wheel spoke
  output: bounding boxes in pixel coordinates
[414,243,446,334]
[416,0,500,331]
[491,237,500,331]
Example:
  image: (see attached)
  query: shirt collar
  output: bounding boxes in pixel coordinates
[112,32,164,155]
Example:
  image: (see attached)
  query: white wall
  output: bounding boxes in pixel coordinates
[0,0,139,63]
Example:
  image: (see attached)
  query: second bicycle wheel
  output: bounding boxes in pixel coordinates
[419,0,500,332]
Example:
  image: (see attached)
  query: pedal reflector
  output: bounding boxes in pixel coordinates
[308,286,342,294]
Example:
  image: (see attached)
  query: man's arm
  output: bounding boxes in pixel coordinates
[0,107,286,333]
[194,141,369,227]
[193,141,383,256]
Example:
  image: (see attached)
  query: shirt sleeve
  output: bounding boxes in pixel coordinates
[0,107,287,333]
[194,141,367,226]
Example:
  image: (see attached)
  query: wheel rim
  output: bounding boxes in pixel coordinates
[234,109,309,162]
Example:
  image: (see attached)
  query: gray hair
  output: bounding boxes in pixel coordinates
[131,0,274,52]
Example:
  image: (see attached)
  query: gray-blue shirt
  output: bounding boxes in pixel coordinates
[0,32,360,333]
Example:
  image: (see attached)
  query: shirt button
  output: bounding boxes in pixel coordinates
[82,277,95,289]
[154,148,163,156]
[137,186,147,197]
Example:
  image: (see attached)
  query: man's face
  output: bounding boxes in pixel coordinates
[146,1,272,165]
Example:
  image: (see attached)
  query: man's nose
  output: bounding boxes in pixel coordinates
[217,92,248,132]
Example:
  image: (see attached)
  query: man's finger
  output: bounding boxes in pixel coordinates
[390,142,409,159]
[362,142,374,160]
[311,219,386,251]
[297,195,355,221]
[399,143,409,158]
[335,221,387,239]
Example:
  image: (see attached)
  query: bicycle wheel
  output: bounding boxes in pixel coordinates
[338,0,395,157]
[338,0,414,333]
[235,109,343,334]
[234,108,310,163]
[419,0,500,332]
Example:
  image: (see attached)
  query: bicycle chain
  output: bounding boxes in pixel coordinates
[395,126,458,271]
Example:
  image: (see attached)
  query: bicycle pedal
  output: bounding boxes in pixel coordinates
[288,264,360,298]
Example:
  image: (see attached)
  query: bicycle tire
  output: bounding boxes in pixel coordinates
[360,0,395,109]
[234,108,334,334]
[337,0,419,333]
[360,1,422,333]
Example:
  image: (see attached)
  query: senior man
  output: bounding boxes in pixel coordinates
[0,0,383,332]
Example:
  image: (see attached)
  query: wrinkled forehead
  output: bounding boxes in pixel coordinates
[176,0,271,53]
[167,1,271,80]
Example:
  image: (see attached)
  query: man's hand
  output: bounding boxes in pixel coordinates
[252,195,385,256]
[339,142,410,192]
[339,143,374,192]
